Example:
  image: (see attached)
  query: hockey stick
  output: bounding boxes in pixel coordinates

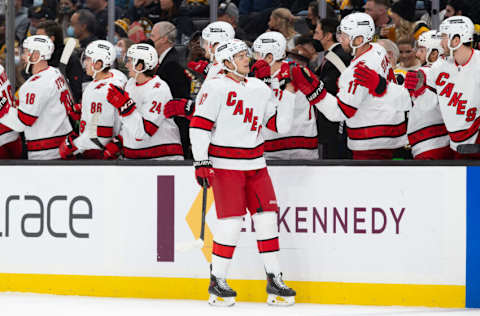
[88,111,105,150]
[59,38,76,77]
[457,144,480,154]
[176,182,208,252]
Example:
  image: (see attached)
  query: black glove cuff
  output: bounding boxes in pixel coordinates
[184,99,195,116]
[193,160,212,169]
[374,76,387,96]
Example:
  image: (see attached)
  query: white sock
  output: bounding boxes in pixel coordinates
[253,212,281,275]
[211,216,243,279]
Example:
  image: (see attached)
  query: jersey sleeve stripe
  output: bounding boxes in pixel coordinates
[142,118,159,137]
[97,126,113,138]
[408,124,448,146]
[212,241,236,259]
[257,237,279,253]
[26,133,70,152]
[347,122,407,140]
[123,143,183,159]
[208,143,264,160]
[449,116,480,143]
[337,97,358,119]
[190,115,215,131]
[0,123,12,136]
[18,109,38,126]
[264,136,318,152]
[266,113,278,132]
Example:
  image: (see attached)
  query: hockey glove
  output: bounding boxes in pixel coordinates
[187,60,211,79]
[405,70,427,97]
[193,160,214,188]
[291,66,326,105]
[65,103,82,121]
[251,60,272,85]
[0,95,9,119]
[276,62,295,91]
[103,138,122,160]
[353,63,387,97]
[59,131,78,159]
[107,84,136,117]
[164,98,195,120]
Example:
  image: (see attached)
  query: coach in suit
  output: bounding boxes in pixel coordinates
[313,18,352,159]
[151,21,192,159]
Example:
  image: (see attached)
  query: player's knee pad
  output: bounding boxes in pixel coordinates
[252,212,279,253]
[212,216,243,247]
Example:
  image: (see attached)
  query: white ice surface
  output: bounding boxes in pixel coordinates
[1,293,480,316]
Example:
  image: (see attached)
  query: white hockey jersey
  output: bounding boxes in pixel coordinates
[205,62,224,81]
[2,66,72,160]
[407,65,449,158]
[262,62,318,159]
[120,76,183,160]
[0,66,20,148]
[190,75,296,170]
[315,43,410,151]
[73,71,127,153]
[425,49,480,151]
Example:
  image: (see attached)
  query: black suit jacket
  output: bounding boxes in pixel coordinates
[156,47,192,159]
[314,43,352,159]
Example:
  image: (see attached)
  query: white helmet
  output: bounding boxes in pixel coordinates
[439,16,474,56]
[215,39,249,77]
[83,40,115,75]
[22,35,54,73]
[417,30,444,64]
[337,12,374,55]
[126,43,158,77]
[202,21,235,61]
[252,31,286,64]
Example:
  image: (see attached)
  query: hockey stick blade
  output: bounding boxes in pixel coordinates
[457,144,480,154]
[175,238,204,252]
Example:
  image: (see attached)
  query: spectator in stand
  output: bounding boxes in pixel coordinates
[218,1,248,41]
[444,0,467,19]
[395,37,421,85]
[114,37,134,75]
[268,8,300,51]
[313,17,351,159]
[386,0,429,42]
[364,0,393,41]
[377,38,399,69]
[304,1,336,32]
[238,0,282,42]
[85,0,123,39]
[15,0,30,42]
[57,0,78,36]
[151,22,192,158]
[126,0,162,25]
[70,9,98,49]
[36,21,84,103]
[181,0,209,18]
[294,35,322,71]
[159,0,194,43]
[28,6,52,37]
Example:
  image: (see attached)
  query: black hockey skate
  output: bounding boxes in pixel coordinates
[266,272,296,306]
[208,273,237,307]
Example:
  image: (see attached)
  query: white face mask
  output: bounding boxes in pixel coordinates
[33,0,43,7]
[14,55,20,65]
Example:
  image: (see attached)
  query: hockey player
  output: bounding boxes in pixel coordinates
[405,16,480,159]
[59,40,127,159]
[164,21,235,120]
[0,65,22,158]
[104,43,184,160]
[406,30,452,159]
[0,35,72,160]
[252,31,319,159]
[189,39,297,306]
[291,12,410,160]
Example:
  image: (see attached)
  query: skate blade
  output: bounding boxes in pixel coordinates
[208,294,235,307]
[267,294,295,306]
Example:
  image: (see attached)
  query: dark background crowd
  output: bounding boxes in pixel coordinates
[1,0,480,160]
